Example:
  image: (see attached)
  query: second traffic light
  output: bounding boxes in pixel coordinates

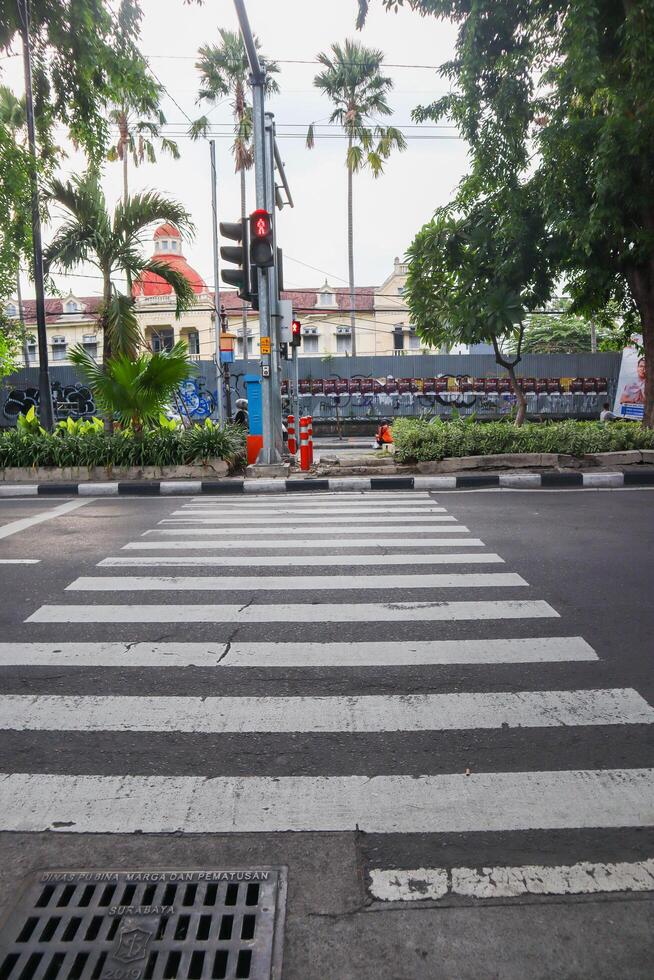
[219,219,250,301]
[290,319,302,348]
[249,209,274,268]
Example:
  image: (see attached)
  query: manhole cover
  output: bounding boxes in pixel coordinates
[0,867,286,980]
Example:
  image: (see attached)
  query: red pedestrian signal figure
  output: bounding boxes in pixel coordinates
[291,319,302,348]
[249,209,274,268]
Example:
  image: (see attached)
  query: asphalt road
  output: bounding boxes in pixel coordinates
[0,487,652,979]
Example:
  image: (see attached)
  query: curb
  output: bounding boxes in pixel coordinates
[1,469,653,496]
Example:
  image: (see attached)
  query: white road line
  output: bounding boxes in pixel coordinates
[0,636,597,668]
[1,689,649,734]
[123,538,486,551]
[2,769,652,833]
[0,559,40,564]
[144,524,469,537]
[175,506,447,515]
[67,572,528,592]
[158,515,458,526]
[0,498,91,541]
[26,599,559,624]
[99,553,504,568]
[368,859,654,902]
[190,493,432,501]
[163,513,451,524]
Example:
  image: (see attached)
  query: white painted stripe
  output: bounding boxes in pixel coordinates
[0,485,38,497]
[172,507,448,517]
[160,514,455,525]
[67,572,528,592]
[145,524,469,536]
[99,553,504,568]
[78,483,118,496]
[123,538,486,550]
[0,559,40,564]
[2,769,652,833]
[191,493,431,501]
[368,859,654,902]
[26,599,559,624]
[0,636,597,668]
[0,498,91,540]
[178,502,444,512]
[1,689,648,734]
[159,515,457,526]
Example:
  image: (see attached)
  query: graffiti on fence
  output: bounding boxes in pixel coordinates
[177,378,216,421]
[2,382,97,422]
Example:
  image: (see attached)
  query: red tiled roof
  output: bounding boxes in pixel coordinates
[20,297,103,324]
[153,223,182,239]
[132,254,207,297]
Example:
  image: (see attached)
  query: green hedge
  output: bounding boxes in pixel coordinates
[0,422,246,470]
[392,417,654,463]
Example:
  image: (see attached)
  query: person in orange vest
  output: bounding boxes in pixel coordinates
[375,418,394,448]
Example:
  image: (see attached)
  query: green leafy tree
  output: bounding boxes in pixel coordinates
[358,0,654,426]
[69,341,193,430]
[515,307,630,355]
[0,315,22,384]
[190,29,279,360]
[0,0,162,302]
[406,184,556,425]
[307,39,406,356]
[44,171,195,362]
[108,100,180,202]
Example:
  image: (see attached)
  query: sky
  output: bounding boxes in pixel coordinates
[6,0,469,301]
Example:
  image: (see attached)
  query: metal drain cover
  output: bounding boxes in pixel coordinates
[0,867,287,980]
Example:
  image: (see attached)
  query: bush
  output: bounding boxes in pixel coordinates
[0,419,246,471]
[392,417,654,463]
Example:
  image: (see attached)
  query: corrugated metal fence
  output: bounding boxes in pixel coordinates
[1,352,622,425]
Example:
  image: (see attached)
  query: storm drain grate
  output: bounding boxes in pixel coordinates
[0,868,286,980]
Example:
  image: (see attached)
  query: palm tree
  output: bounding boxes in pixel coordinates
[190,29,279,361]
[307,40,406,356]
[107,102,180,203]
[44,171,195,363]
[69,341,193,431]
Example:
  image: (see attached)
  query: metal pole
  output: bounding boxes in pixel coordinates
[18,0,54,431]
[292,343,300,429]
[251,81,276,462]
[209,140,225,424]
[265,113,284,459]
[590,318,597,354]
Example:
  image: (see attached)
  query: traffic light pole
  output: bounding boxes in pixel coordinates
[209,140,225,425]
[265,113,284,460]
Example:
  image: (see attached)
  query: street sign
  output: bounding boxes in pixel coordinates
[260,336,271,354]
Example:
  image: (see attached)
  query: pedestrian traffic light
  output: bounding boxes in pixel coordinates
[219,218,250,301]
[249,209,274,268]
[290,319,302,348]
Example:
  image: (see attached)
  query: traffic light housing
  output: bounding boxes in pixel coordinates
[290,319,302,348]
[249,209,274,268]
[219,219,250,300]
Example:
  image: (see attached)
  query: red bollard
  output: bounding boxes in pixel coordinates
[299,416,311,471]
[287,414,296,455]
[307,415,314,465]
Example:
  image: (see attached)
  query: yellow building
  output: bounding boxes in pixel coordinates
[6,227,438,363]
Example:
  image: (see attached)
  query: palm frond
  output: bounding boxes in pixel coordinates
[306,123,315,149]
[113,191,195,244]
[103,292,143,359]
[188,115,210,140]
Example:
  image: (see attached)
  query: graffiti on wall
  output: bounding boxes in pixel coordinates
[176,378,216,421]
[284,374,613,420]
[2,382,97,422]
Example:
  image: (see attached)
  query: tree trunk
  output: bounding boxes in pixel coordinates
[492,334,527,426]
[347,140,356,357]
[240,167,248,361]
[123,152,128,204]
[15,274,30,368]
[101,272,113,432]
[626,265,654,428]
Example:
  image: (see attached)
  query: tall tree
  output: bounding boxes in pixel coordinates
[0,85,32,366]
[0,0,162,303]
[190,29,279,361]
[308,39,406,356]
[358,1,654,426]
[44,171,195,362]
[406,184,556,425]
[108,100,180,203]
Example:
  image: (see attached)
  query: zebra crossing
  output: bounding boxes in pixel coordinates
[2,489,653,902]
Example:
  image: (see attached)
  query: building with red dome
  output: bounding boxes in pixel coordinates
[132,224,208,300]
